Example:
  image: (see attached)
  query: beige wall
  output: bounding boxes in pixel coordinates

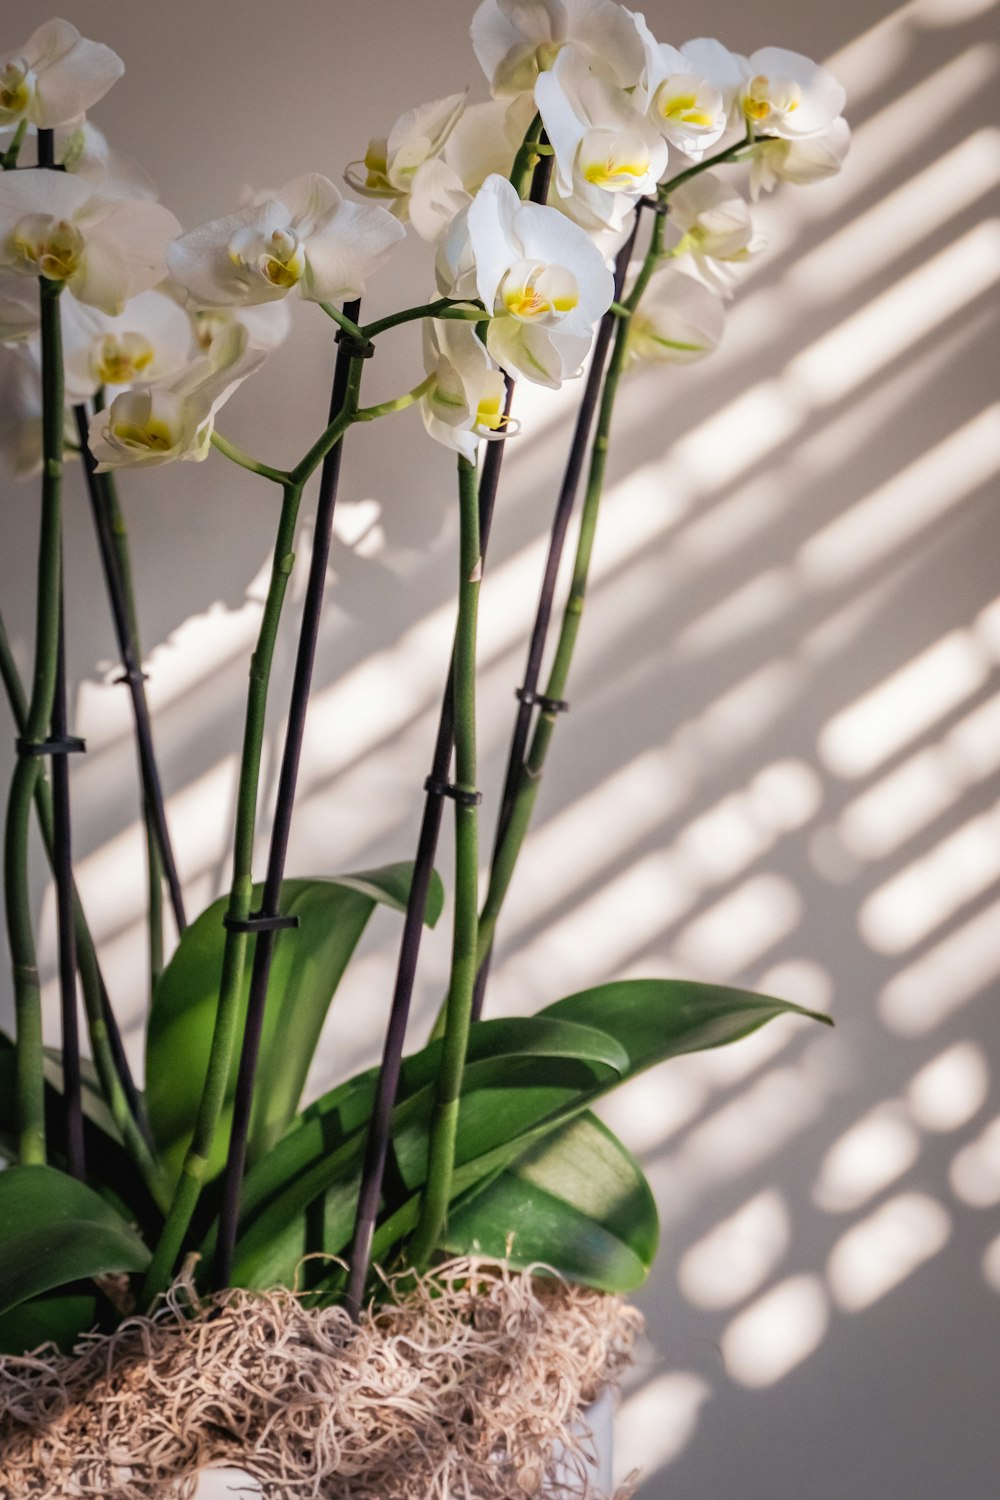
[2,1,999,1494]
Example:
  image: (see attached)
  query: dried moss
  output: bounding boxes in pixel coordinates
[0,1259,642,1499]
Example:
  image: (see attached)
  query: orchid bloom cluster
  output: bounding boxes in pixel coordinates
[0,5,846,1353]
[0,5,849,480]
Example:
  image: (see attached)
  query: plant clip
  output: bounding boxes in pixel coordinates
[15,735,86,757]
[222,910,300,934]
[114,667,150,687]
[335,329,375,360]
[515,686,570,714]
[423,776,483,807]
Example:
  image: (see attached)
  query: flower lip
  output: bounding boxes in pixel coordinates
[653,75,723,129]
[104,389,183,458]
[742,72,802,125]
[90,331,156,386]
[499,259,579,322]
[0,59,34,118]
[578,128,652,190]
[227,224,307,290]
[10,212,84,281]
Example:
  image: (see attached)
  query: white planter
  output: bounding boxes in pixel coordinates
[187,1389,615,1498]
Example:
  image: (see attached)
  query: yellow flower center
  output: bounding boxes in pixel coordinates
[363,137,392,193]
[10,214,84,282]
[579,129,651,190]
[110,416,176,453]
[476,372,509,433]
[742,75,801,123]
[228,224,306,290]
[654,79,717,128]
[499,260,579,323]
[0,60,33,118]
[90,332,157,386]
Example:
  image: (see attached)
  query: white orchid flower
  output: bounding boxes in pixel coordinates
[87,322,265,471]
[60,289,194,402]
[0,170,180,315]
[440,173,613,389]
[0,18,123,130]
[735,47,846,140]
[407,96,535,244]
[346,92,467,216]
[749,116,851,197]
[168,173,405,308]
[471,0,645,98]
[163,274,293,356]
[626,267,724,366]
[420,318,511,460]
[536,50,667,233]
[672,37,747,121]
[667,172,756,265]
[630,15,729,159]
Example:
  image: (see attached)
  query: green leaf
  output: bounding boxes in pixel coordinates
[441,1112,659,1293]
[0,1290,97,1356]
[145,866,443,1186]
[540,978,832,1072]
[222,1015,627,1288]
[228,979,827,1293]
[0,1166,150,1328]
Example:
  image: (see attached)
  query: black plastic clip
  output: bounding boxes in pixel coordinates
[516,686,570,714]
[16,735,86,757]
[114,667,149,687]
[223,910,300,935]
[335,328,375,360]
[424,776,483,807]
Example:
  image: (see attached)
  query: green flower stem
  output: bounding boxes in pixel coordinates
[510,111,545,197]
[4,277,65,1165]
[475,211,667,969]
[77,441,179,988]
[210,431,292,485]
[289,401,357,487]
[656,127,757,199]
[408,454,482,1270]
[1,548,158,1192]
[1,120,28,170]
[359,300,488,341]
[355,374,434,422]
[145,320,369,1301]
[100,466,164,985]
[318,301,365,342]
[142,474,306,1304]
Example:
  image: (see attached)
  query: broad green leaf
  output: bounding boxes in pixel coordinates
[229,980,827,1292]
[539,978,831,1072]
[222,1016,628,1288]
[145,866,443,1186]
[0,1166,150,1327]
[0,1290,97,1356]
[440,1112,659,1293]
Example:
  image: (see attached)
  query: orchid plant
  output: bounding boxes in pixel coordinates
[0,3,847,1356]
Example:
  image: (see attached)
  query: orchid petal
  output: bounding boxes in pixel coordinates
[300,199,405,302]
